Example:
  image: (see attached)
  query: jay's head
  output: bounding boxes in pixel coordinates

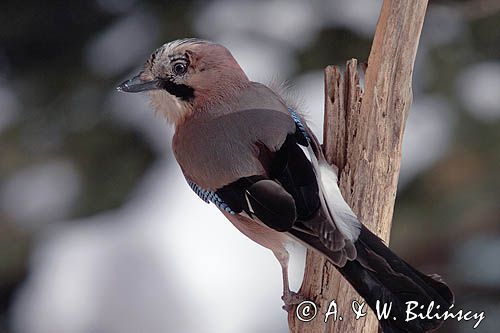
[117,38,249,124]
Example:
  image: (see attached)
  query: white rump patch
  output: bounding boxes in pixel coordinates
[316,161,361,241]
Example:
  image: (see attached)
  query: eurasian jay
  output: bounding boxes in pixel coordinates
[118,38,453,332]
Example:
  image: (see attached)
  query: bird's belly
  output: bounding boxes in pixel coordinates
[222,211,290,252]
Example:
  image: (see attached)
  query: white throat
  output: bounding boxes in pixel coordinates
[148,90,193,124]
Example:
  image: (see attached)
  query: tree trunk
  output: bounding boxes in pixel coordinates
[288,1,429,332]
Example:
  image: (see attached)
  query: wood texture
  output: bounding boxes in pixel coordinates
[288,1,429,332]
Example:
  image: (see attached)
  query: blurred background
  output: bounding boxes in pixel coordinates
[1,0,499,332]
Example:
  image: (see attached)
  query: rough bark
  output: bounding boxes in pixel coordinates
[288,1,429,332]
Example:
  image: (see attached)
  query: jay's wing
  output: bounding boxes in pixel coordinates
[176,82,360,264]
[214,105,360,265]
[216,132,320,230]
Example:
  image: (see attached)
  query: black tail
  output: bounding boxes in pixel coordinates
[290,225,454,332]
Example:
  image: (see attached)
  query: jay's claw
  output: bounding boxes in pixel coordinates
[281,290,306,312]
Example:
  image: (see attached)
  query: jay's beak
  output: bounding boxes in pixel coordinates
[116,73,161,93]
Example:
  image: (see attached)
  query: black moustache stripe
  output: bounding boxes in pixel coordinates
[159,80,195,101]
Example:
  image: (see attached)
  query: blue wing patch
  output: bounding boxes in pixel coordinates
[287,107,311,145]
[186,179,236,214]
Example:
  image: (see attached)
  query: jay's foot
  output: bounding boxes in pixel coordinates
[281,290,306,312]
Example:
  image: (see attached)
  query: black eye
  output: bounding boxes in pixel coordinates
[172,62,187,75]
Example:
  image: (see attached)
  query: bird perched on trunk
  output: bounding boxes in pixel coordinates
[118,38,453,332]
